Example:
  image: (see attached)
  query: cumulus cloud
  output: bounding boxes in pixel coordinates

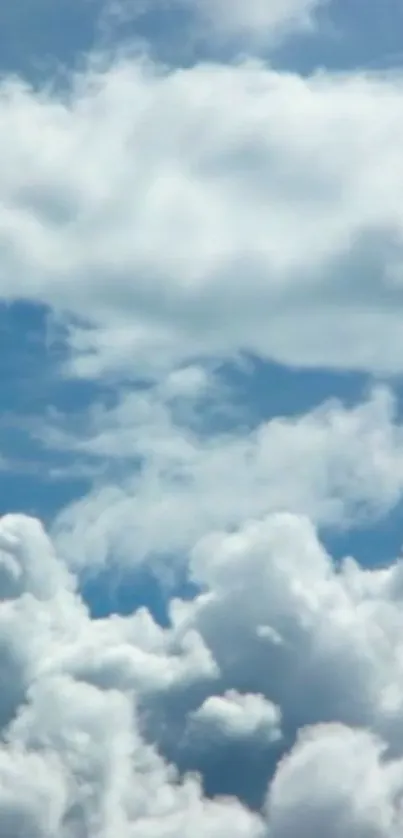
[0,514,264,838]
[4,509,403,835]
[2,58,403,376]
[187,690,282,744]
[266,724,403,838]
[49,385,403,570]
[183,510,403,763]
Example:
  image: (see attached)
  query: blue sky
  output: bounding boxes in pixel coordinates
[3,2,403,837]
[2,0,403,77]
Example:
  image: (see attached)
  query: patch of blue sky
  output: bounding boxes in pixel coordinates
[82,559,199,624]
[4,0,403,89]
[177,732,284,810]
[101,0,403,74]
[272,0,403,74]
[218,355,371,428]
[0,301,103,521]
[323,501,403,570]
[0,0,104,82]
[0,0,197,83]
[97,1,198,66]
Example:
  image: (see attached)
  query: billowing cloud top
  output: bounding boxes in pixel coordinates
[3,511,403,836]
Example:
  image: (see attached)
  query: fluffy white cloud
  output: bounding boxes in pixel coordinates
[267,724,403,838]
[2,58,403,377]
[0,746,68,838]
[5,29,403,834]
[0,514,264,838]
[185,511,403,748]
[187,690,282,743]
[5,509,403,836]
[49,385,403,570]
[0,514,73,600]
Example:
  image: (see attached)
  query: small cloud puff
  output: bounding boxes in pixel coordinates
[187,690,282,744]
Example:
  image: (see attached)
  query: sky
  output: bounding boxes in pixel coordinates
[3,0,403,836]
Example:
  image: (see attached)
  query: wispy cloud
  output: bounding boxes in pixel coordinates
[101,0,326,50]
[39,382,403,571]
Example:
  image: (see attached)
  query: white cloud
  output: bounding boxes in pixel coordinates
[101,0,325,50]
[188,690,282,743]
[0,514,73,601]
[0,746,68,838]
[185,0,324,43]
[185,511,403,747]
[49,385,403,570]
[0,513,263,838]
[267,724,403,838]
[4,509,403,835]
[2,58,403,377]
[4,20,403,834]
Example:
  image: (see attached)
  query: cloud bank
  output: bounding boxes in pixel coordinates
[2,510,403,836]
[1,56,403,377]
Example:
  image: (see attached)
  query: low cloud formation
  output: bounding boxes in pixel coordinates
[3,509,403,835]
